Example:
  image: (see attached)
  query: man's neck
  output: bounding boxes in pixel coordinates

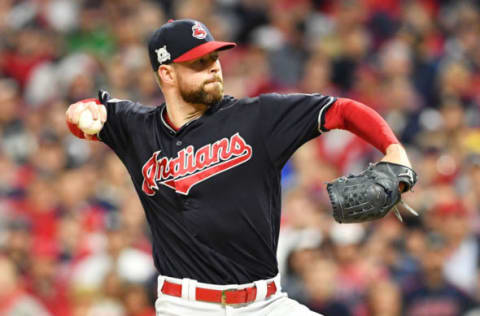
[164,95,209,129]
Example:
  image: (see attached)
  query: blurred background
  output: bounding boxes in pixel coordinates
[1,0,480,315]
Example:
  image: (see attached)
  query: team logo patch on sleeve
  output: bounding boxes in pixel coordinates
[192,22,207,39]
[141,133,252,195]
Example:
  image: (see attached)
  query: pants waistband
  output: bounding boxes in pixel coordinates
[157,274,282,305]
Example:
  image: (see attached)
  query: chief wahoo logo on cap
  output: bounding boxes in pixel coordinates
[192,22,207,39]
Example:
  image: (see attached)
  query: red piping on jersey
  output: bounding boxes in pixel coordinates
[324,98,399,154]
[163,110,180,132]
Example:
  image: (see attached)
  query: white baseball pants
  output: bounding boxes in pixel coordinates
[155,274,323,316]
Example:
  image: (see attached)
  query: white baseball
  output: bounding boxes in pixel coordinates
[78,109,103,135]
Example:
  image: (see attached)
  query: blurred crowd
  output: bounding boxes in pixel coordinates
[1,0,480,315]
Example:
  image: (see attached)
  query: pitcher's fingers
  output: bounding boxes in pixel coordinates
[65,106,73,122]
[88,102,102,120]
[65,102,80,122]
[99,105,107,123]
[71,102,87,124]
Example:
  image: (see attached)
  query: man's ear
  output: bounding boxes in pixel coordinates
[158,64,175,86]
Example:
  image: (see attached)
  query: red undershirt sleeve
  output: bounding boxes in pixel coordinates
[323,98,399,154]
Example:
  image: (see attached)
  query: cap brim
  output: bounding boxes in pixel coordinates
[174,41,236,63]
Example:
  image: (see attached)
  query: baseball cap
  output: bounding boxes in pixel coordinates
[148,19,236,71]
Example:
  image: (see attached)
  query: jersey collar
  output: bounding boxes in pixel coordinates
[162,108,180,132]
[159,96,235,135]
[160,105,178,134]
[160,105,204,135]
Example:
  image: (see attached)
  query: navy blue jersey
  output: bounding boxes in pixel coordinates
[98,90,336,284]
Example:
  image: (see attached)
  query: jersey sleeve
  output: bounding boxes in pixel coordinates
[97,90,151,157]
[258,93,336,168]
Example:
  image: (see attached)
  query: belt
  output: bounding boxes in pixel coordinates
[161,280,277,305]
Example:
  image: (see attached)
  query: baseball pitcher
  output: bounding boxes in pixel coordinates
[65,19,416,316]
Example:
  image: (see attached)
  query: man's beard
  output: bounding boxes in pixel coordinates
[179,78,224,107]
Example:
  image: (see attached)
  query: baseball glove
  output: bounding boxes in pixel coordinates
[327,162,417,223]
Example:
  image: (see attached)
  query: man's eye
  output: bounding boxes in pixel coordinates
[196,58,207,66]
[191,55,217,69]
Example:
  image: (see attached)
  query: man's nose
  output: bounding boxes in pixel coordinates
[210,60,220,73]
